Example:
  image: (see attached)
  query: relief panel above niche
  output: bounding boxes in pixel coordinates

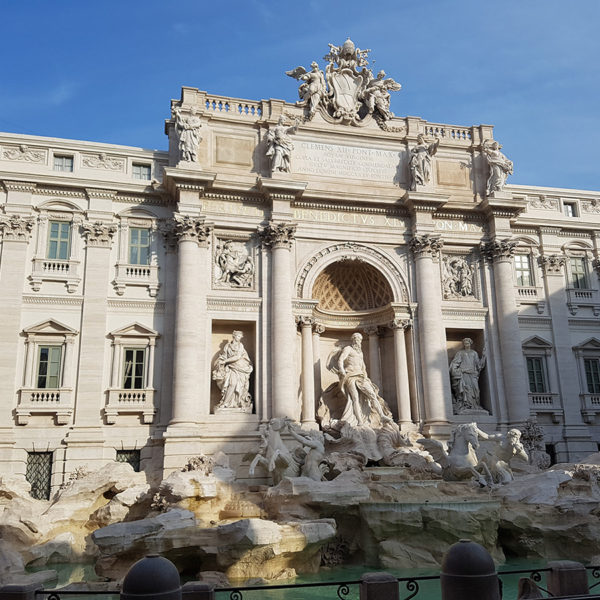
[436,159,470,188]
[214,135,254,167]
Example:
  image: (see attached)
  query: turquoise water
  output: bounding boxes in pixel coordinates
[32,558,593,600]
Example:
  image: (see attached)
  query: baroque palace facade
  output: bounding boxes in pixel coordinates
[1,40,599,495]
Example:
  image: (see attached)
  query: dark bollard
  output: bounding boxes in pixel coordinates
[547,560,589,597]
[121,554,182,600]
[182,582,215,600]
[359,572,399,600]
[0,583,42,600]
[441,539,501,600]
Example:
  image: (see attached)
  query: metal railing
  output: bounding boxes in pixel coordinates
[26,565,600,600]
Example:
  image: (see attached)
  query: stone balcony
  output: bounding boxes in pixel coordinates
[581,393,600,424]
[528,392,562,423]
[566,287,600,316]
[516,286,545,314]
[16,388,74,425]
[105,388,156,424]
[113,263,160,297]
[30,258,81,293]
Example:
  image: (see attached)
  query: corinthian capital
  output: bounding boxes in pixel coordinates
[539,254,566,275]
[481,238,518,262]
[0,214,35,242]
[169,215,212,246]
[258,221,296,249]
[81,221,117,247]
[389,318,411,330]
[409,234,443,259]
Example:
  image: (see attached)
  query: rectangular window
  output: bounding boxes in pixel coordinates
[514,254,533,287]
[563,202,577,217]
[37,346,62,389]
[570,257,587,289]
[47,221,71,260]
[116,449,141,472]
[132,163,151,180]
[53,155,74,172]
[26,452,53,500]
[526,357,546,393]
[584,358,600,394]
[128,228,151,265]
[123,348,145,389]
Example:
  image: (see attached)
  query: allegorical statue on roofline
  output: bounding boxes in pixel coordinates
[286,38,401,128]
[482,139,513,194]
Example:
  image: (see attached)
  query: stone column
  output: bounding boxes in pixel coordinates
[312,323,325,405]
[259,221,298,420]
[297,317,316,427]
[363,326,382,391]
[410,234,452,432]
[390,319,412,425]
[0,206,35,472]
[540,254,593,458]
[169,215,212,425]
[74,219,118,428]
[483,238,530,424]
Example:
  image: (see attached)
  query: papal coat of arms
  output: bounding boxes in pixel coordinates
[286,38,401,128]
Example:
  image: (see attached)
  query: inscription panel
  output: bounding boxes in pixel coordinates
[293,207,406,228]
[293,141,403,182]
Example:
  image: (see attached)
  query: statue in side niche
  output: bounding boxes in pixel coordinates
[449,337,486,413]
[212,331,253,413]
[285,61,327,119]
[265,116,299,174]
[214,240,254,287]
[409,134,440,189]
[336,332,393,428]
[482,139,513,194]
[173,106,202,163]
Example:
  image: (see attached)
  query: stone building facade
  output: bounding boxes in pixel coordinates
[1,42,599,494]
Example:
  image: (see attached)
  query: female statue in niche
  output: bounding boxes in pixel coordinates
[449,337,486,413]
[212,331,253,412]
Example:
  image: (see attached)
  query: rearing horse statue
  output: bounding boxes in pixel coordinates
[418,422,492,486]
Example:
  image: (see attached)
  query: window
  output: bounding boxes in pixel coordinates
[37,346,62,389]
[132,163,151,180]
[26,452,53,500]
[570,257,588,289]
[116,449,141,472]
[128,228,151,265]
[563,202,577,217]
[123,348,145,389]
[514,254,533,287]
[47,221,71,260]
[53,155,73,172]
[526,357,547,393]
[584,358,600,394]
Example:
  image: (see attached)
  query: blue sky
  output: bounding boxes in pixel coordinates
[0,0,598,191]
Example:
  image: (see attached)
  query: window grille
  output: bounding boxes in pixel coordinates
[128,228,151,265]
[26,452,53,500]
[123,348,145,389]
[116,449,141,472]
[53,155,73,172]
[526,357,546,393]
[47,221,71,260]
[514,254,533,287]
[132,164,151,180]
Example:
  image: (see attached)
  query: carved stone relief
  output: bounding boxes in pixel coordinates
[81,153,125,171]
[213,239,254,289]
[442,254,476,300]
[1,145,46,163]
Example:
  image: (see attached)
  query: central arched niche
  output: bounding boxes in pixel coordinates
[312,259,394,312]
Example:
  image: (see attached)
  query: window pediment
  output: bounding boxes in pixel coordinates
[109,322,158,339]
[522,335,553,350]
[23,319,78,337]
[573,337,600,352]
